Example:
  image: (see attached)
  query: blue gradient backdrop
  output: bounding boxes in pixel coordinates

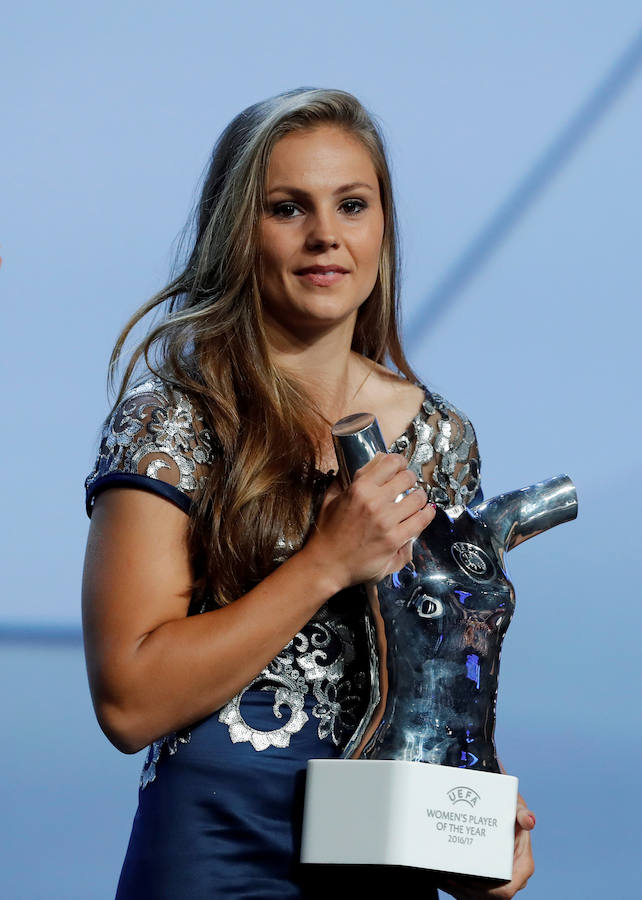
[1,3,641,897]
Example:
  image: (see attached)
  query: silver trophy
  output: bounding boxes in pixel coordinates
[301,413,578,881]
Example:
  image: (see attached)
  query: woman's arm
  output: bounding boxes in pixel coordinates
[82,452,435,754]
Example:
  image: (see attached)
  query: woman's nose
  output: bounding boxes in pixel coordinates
[304,210,340,251]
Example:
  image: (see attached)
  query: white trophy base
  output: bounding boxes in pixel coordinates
[301,759,518,881]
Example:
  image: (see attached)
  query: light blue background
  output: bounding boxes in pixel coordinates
[1,2,641,897]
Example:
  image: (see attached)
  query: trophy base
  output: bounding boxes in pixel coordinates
[300,759,518,881]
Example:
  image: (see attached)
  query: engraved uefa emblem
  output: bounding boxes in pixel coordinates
[447,786,481,807]
[450,542,496,582]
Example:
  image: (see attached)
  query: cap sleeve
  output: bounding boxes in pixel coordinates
[84,377,214,518]
[421,390,482,515]
[390,387,483,517]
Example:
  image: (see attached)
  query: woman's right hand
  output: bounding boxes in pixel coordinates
[303,452,436,591]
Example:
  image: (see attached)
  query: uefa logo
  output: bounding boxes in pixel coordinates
[447,786,481,807]
[450,542,495,582]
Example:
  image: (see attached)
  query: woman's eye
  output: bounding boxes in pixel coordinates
[341,199,367,216]
[273,202,301,219]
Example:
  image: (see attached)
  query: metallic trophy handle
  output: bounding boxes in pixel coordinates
[473,475,578,555]
[332,412,387,485]
[331,414,390,756]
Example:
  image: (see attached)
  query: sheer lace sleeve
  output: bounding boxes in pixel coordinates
[84,376,214,518]
[389,387,483,517]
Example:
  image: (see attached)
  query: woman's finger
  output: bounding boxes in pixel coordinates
[515,807,536,831]
[394,484,431,522]
[352,450,409,486]
[395,498,435,541]
[385,466,421,502]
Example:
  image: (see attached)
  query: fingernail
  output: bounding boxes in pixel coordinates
[528,814,536,827]
[430,502,437,509]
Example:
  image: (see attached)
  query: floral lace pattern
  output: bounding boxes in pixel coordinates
[84,376,481,787]
[218,599,371,752]
[84,377,213,516]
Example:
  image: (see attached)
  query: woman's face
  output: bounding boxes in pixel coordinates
[258,125,385,341]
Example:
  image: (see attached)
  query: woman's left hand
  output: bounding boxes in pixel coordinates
[437,798,535,899]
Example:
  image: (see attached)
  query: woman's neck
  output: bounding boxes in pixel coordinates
[265,317,371,427]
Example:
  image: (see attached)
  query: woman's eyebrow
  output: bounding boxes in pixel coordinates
[267,181,376,197]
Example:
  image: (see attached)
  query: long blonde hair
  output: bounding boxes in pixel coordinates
[109,87,417,609]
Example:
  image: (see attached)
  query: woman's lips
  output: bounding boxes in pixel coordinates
[294,266,349,287]
[297,270,347,286]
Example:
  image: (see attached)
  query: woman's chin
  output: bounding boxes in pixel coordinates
[264,302,360,340]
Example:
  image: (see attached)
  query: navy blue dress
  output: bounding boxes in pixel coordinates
[85,376,483,898]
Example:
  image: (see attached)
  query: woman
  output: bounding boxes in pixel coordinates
[82,88,534,898]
